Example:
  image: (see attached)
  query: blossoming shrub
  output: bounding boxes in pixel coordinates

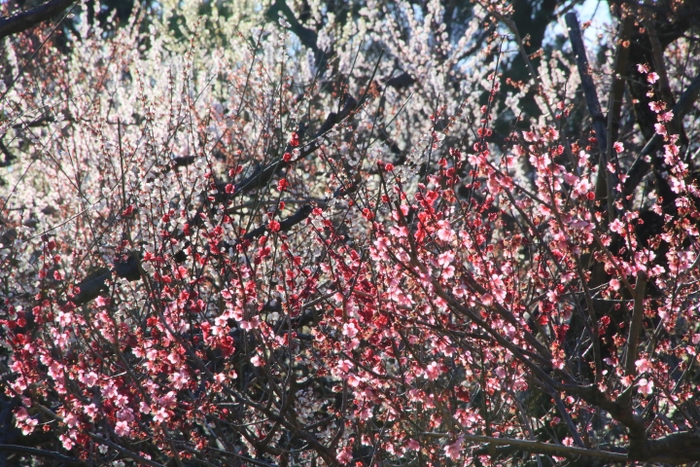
[1,0,700,466]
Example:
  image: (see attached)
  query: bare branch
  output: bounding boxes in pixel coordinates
[607,14,633,149]
[566,12,614,220]
[0,0,76,40]
[0,444,83,464]
[419,432,629,463]
[87,433,168,467]
[624,271,648,376]
[266,0,327,70]
[633,431,700,465]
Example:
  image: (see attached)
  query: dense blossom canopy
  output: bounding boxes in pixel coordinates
[1,0,699,466]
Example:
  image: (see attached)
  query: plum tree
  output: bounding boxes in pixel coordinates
[1,0,699,466]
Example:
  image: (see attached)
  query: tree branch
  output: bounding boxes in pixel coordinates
[69,205,312,306]
[0,0,76,40]
[87,433,168,467]
[420,431,628,463]
[635,431,700,465]
[623,71,700,197]
[266,0,327,70]
[606,14,633,151]
[238,204,313,244]
[624,271,648,375]
[0,444,83,464]
[566,12,614,220]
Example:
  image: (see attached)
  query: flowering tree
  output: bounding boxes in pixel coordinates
[1,0,700,466]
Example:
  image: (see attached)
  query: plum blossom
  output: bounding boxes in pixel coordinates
[490,275,507,303]
[63,411,79,428]
[440,264,455,280]
[337,446,353,464]
[637,378,654,395]
[153,407,169,423]
[102,381,119,399]
[79,371,99,387]
[523,130,538,142]
[343,321,359,338]
[425,361,442,380]
[649,101,664,113]
[334,359,354,375]
[250,354,263,367]
[115,420,131,437]
[158,391,177,408]
[20,419,38,436]
[170,369,189,389]
[436,220,454,242]
[437,250,455,267]
[635,358,653,374]
[56,311,72,327]
[664,143,680,164]
[610,219,626,235]
[83,404,98,420]
[659,110,674,122]
[444,437,463,460]
[60,433,75,450]
[357,406,373,420]
[15,407,39,435]
[406,438,420,451]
